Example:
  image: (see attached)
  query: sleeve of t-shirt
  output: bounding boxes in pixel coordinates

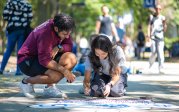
[85,57,92,71]
[3,2,12,21]
[115,46,128,74]
[37,32,53,67]
[161,15,166,21]
[26,3,33,23]
[115,46,126,67]
[109,16,114,23]
[97,15,102,21]
[61,36,73,52]
[149,15,154,25]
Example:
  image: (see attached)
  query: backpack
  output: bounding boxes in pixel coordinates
[137,31,145,47]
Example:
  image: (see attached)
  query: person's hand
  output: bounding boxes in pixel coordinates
[51,46,59,59]
[64,70,76,83]
[103,84,111,97]
[83,80,90,96]
[112,67,121,76]
[116,36,120,42]
[84,87,90,96]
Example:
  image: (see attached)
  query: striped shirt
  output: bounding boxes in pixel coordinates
[3,0,33,33]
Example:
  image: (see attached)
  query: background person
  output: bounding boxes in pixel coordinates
[148,4,167,73]
[95,5,119,43]
[0,0,33,75]
[136,24,145,59]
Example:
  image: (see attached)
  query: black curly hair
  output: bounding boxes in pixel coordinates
[53,13,75,32]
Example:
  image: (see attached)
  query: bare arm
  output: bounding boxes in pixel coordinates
[46,60,75,83]
[103,66,121,97]
[95,21,101,34]
[109,66,121,86]
[163,19,167,32]
[83,70,91,95]
[147,22,152,38]
[51,46,64,59]
[111,23,120,42]
[47,45,75,83]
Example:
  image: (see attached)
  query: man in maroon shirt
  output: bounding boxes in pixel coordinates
[18,13,77,98]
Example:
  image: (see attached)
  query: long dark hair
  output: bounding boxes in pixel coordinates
[89,35,118,74]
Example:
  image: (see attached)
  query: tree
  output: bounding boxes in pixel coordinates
[0,0,179,54]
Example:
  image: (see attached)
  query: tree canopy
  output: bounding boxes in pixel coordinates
[0,0,179,40]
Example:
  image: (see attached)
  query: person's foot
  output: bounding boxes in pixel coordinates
[0,70,3,75]
[19,79,36,98]
[43,85,68,98]
[149,63,153,69]
[159,68,165,74]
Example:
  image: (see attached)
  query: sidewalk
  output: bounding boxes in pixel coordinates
[0,56,179,112]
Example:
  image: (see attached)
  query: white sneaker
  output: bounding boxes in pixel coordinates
[19,81,36,98]
[159,68,165,74]
[43,85,68,98]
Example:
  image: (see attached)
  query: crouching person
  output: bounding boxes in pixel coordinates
[83,34,128,97]
[18,13,77,98]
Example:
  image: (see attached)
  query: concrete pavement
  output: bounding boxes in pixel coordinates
[0,56,179,112]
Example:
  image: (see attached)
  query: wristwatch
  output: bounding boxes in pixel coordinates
[57,44,62,50]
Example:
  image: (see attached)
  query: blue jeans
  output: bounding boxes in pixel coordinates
[0,29,25,75]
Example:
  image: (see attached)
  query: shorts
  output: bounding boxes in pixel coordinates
[18,53,63,77]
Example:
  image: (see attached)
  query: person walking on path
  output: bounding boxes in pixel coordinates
[95,5,119,43]
[148,4,167,73]
[18,13,77,98]
[83,34,128,97]
[0,0,33,75]
[136,24,145,59]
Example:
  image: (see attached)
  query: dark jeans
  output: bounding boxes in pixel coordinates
[0,29,25,75]
[90,73,128,97]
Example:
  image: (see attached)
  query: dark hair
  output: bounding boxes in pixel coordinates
[138,24,142,30]
[89,35,117,74]
[53,13,75,32]
[89,34,98,45]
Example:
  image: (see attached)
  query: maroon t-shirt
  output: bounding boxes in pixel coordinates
[18,19,73,67]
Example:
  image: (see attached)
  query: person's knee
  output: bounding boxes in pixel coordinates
[49,74,62,83]
[46,70,64,83]
[59,52,77,69]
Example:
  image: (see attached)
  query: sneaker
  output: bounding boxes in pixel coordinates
[19,81,36,98]
[43,85,68,98]
[159,68,165,74]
